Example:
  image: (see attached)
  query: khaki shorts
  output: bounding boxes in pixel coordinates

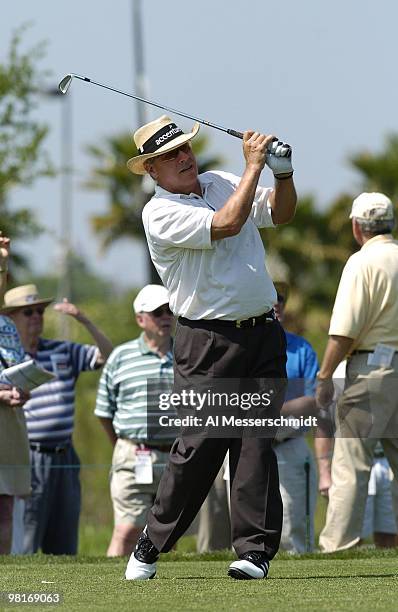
[110,438,171,527]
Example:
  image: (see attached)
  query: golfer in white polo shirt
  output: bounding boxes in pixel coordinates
[124,115,297,580]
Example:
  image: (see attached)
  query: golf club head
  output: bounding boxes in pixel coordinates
[58,74,73,94]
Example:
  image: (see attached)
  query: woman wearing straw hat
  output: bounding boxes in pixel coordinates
[125,115,297,580]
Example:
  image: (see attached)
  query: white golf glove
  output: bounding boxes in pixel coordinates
[265,139,293,179]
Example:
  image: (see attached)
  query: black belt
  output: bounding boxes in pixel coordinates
[179,310,276,330]
[30,442,70,454]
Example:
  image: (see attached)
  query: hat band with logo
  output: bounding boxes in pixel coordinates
[138,123,183,155]
[127,114,200,175]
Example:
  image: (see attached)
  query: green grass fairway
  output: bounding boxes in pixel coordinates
[1,550,398,611]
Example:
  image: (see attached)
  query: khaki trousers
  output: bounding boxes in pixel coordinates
[275,437,317,553]
[197,465,231,552]
[320,353,398,552]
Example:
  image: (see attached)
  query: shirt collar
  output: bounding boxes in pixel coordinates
[138,333,153,355]
[138,332,173,361]
[154,173,215,201]
[361,233,394,250]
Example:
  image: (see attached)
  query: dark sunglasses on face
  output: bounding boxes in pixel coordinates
[277,294,285,304]
[151,305,173,318]
[158,143,191,163]
[22,306,45,317]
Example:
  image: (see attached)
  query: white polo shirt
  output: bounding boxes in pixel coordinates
[329,234,398,350]
[142,170,277,320]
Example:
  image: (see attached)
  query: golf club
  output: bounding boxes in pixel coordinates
[58,73,244,139]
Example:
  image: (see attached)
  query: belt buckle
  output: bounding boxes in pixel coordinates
[235,317,256,328]
[54,444,67,453]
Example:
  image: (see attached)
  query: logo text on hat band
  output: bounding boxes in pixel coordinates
[139,124,183,155]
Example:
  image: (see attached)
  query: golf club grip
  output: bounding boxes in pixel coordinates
[227,129,244,139]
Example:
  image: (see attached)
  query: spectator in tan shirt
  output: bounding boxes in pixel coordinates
[316,192,398,552]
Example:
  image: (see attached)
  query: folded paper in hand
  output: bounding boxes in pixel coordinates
[2,359,55,391]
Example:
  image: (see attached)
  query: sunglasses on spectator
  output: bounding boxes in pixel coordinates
[277,294,285,304]
[22,306,45,317]
[150,305,173,317]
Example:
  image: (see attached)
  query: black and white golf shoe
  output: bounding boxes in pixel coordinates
[228,551,270,580]
[125,527,159,580]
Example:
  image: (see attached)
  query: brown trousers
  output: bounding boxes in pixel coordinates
[147,317,287,558]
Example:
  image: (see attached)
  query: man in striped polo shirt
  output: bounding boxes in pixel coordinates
[95,284,175,556]
[0,284,113,555]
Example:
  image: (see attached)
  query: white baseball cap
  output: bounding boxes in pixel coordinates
[133,284,170,314]
[349,192,394,221]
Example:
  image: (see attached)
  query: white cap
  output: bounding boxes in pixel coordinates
[350,192,394,221]
[133,284,169,313]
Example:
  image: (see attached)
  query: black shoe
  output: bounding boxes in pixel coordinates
[228,551,270,580]
[134,527,159,564]
[125,527,159,580]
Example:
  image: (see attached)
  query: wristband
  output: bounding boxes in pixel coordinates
[274,171,294,180]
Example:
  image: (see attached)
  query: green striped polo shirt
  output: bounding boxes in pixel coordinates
[95,333,176,442]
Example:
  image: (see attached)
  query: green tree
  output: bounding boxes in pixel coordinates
[85,131,223,282]
[0,26,52,271]
[263,195,353,301]
[262,134,398,350]
[350,133,398,201]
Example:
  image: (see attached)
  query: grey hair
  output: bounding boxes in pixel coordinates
[355,217,395,235]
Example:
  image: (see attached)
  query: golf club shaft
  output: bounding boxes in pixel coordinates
[63,74,244,139]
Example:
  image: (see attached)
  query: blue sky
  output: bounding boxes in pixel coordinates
[2,0,397,288]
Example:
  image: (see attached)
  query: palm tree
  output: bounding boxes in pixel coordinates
[85,132,223,283]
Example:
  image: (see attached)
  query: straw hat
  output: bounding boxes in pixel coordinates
[0,284,53,314]
[127,115,200,175]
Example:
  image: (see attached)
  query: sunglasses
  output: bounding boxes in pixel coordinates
[22,306,45,317]
[151,305,173,317]
[277,294,285,304]
[157,143,191,163]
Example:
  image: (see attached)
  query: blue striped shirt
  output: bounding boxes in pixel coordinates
[23,338,99,444]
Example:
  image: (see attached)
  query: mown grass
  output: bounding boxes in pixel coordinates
[1,549,398,611]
